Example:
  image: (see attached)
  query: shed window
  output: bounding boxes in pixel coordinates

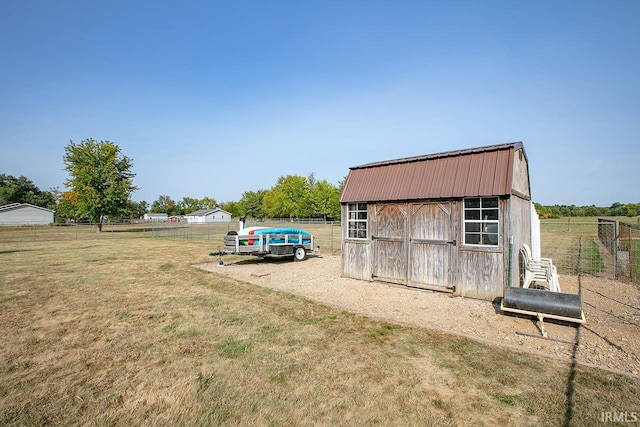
[463,197,499,246]
[347,203,367,239]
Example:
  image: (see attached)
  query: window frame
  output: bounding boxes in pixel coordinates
[346,203,368,239]
[463,197,500,247]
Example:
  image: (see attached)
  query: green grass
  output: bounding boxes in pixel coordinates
[0,236,638,425]
[579,238,606,274]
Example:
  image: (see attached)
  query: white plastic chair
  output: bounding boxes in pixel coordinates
[520,243,561,293]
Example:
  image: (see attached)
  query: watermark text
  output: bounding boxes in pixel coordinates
[601,411,638,423]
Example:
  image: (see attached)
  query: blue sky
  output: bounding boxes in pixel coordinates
[1,1,638,207]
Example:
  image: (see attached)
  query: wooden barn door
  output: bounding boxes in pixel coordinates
[408,202,454,291]
[372,204,408,284]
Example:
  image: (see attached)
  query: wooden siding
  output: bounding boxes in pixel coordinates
[341,242,371,280]
[372,204,407,284]
[457,249,504,300]
[408,203,454,291]
[454,198,511,300]
[341,204,373,281]
[506,195,533,287]
[511,148,531,199]
[341,198,516,301]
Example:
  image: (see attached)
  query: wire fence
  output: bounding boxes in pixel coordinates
[0,221,154,243]
[151,219,342,254]
[540,220,639,285]
[1,218,637,285]
[0,219,342,254]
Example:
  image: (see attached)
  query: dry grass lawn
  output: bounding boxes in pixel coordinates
[1,237,638,426]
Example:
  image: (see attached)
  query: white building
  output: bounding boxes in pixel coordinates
[0,203,55,225]
[185,208,232,224]
[143,213,169,222]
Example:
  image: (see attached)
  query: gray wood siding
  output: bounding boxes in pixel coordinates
[409,203,451,240]
[372,204,407,283]
[342,195,527,301]
[511,148,530,198]
[341,204,372,280]
[408,203,453,290]
[341,241,371,280]
[454,198,507,300]
[457,249,504,300]
[506,196,532,287]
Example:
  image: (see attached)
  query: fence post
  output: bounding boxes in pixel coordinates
[331,222,334,253]
[576,237,582,275]
[633,227,637,283]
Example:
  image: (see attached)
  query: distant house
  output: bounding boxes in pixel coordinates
[144,213,168,222]
[0,203,55,225]
[185,208,232,224]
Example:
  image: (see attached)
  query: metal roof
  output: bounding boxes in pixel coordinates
[186,208,231,216]
[340,142,525,203]
[0,203,55,213]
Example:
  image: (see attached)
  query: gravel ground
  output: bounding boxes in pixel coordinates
[196,253,640,377]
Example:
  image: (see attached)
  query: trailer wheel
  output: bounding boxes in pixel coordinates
[294,246,306,261]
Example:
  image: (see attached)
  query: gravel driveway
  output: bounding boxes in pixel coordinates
[196,253,640,377]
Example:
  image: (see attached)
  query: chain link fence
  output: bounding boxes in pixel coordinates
[1,218,637,286]
[0,221,154,243]
[151,220,342,254]
[540,219,639,285]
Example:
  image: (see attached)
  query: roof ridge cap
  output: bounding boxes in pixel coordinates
[351,141,522,169]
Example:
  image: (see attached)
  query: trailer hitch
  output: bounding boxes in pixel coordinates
[208,246,227,266]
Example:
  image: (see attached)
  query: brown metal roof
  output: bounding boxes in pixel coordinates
[340,142,524,203]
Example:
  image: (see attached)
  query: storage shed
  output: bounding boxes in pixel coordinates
[0,203,55,225]
[339,142,532,301]
[185,208,232,224]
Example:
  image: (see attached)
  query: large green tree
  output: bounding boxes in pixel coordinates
[262,175,309,219]
[177,196,218,215]
[308,179,341,222]
[220,200,241,218]
[151,195,178,216]
[128,200,149,219]
[0,174,55,209]
[63,139,138,231]
[238,190,265,218]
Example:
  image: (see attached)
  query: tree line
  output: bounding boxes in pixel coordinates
[534,202,640,218]
[1,139,343,229]
[1,139,637,230]
[146,173,342,221]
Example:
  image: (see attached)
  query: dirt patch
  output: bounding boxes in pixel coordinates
[196,254,640,377]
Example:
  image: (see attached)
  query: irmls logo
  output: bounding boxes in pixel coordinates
[601,411,638,423]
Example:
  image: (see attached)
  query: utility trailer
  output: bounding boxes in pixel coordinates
[222,230,316,261]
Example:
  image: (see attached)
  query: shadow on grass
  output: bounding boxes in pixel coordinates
[217,254,321,267]
[563,274,583,427]
[104,227,152,233]
[0,249,37,255]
